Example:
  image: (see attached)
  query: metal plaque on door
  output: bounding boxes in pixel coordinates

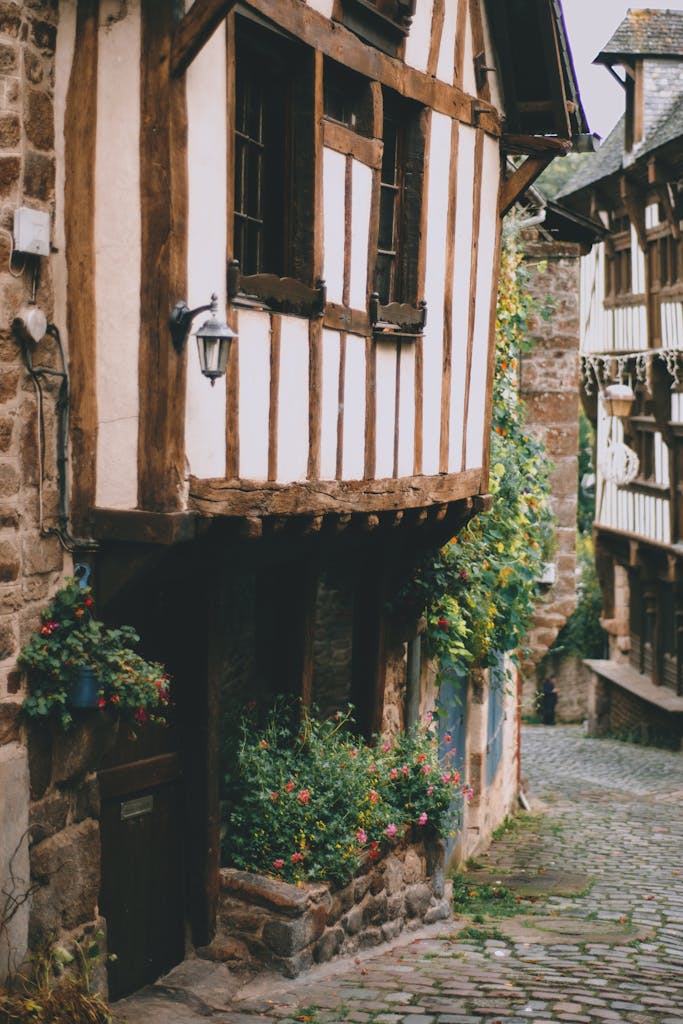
[120,795,154,821]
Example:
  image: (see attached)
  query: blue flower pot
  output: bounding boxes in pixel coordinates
[70,667,100,709]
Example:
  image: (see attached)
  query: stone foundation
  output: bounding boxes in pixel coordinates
[204,836,451,978]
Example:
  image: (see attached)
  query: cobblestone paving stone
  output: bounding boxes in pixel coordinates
[116,726,683,1024]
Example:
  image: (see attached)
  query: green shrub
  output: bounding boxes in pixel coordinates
[222,706,464,885]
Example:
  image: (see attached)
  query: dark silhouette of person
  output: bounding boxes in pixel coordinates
[541,674,558,726]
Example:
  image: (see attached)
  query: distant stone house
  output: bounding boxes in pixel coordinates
[0,0,584,999]
[558,10,683,745]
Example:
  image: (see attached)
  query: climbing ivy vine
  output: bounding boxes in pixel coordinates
[411,232,556,681]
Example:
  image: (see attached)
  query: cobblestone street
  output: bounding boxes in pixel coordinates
[117,726,683,1024]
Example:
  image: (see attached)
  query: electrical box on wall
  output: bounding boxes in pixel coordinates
[13,207,50,257]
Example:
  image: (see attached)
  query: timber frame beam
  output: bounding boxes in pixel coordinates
[171,0,238,77]
[498,153,555,217]
[620,175,647,252]
[648,157,681,240]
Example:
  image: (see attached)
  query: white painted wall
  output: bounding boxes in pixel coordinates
[349,160,372,311]
[461,5,476,96]
[342,333,366,480]
[277,316,310,482]
[305,0,334,17]
[238,310,271,480]
[421,113,452,475]
[320,329,341,480]
[397,343,416,478]
[404,0,434,74]
[323,148,346,305]
[185,20,228,479]
[631,226,645,293]
[436,0,457,85]
[52,2,76,372]
[376,341,397,478]
[662,302,683,348]
[449,124,476,473]
[465,135,499,470]
[94,3,141,509]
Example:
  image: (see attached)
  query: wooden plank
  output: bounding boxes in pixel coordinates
[479,206,504,483]
[502,133,572,155]
[498,154,554,217]
[366,81,383,305]
[243,0,502,136]
[364,336,377,479]
[427,0,446,78]
[170,0,238,78]
[454,0,468,86]
[323,303,370,334]
[65,0,99,534]
[225,14,240,478]
[189,467,483,517]
[461,129,485,470]
[535,0,571,137]
[91,509,202,545]
[308,319,322,480]
[268,314,282,481]
[313,51,325,280]
[98,753,182,801]
[336,332,347,480]
[439,118,459,473]
[322,119,383,168]
[138,0,189,512]
[469,0,491,102]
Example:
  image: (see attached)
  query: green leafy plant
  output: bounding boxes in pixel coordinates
[222,704,465,885]
[19,578,171,731]
[549,536,605,660]
[407,235,556,682]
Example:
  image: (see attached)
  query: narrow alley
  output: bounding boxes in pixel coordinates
[117,726,683,1024]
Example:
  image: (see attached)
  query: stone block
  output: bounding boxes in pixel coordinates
[21,533,62,576]
[262,902,326,957]
[195,937,251,964]
[0,617,17,659]
[0,4,22,38]
[369,868,385,894]
[0,537,20,581]
[405,883,432,918]
[23,48,44,84]
[0,701,20,745]
[0,156,19,197]
[0,41,18,73]
[278,948,313,979]
[220,868,309,917]
[29,790,69,843]
[30,18,56,52]
[0,462,19,497]
[381,919,403,942]
[327,884,353,923]
[424,899,451,924]
[342,904,363,935]
[363,891,387,925]
[402,847,423,884]
[386,893,405,920]
[0,113,19,148]
[0,416,13,451]
[24,150,54,199]
[0,742,29,982]
[359,926,383,948]
[24,88,53,150]
[314,926,344,963]
[383,855,404,895]
[0,507,19,528]
[29,819,101,941]
[353,873,371,902]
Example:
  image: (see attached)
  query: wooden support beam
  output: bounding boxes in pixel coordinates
[620,175,647,253]
[171,0,238,77]
[498,154,554,218]
[502,133,572,156]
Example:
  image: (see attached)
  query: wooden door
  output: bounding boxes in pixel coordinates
[99,751,184,1000]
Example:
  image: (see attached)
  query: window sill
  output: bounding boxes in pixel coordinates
[227,260,326,319]
[623,478,669,498]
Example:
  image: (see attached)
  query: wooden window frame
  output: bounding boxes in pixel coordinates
[339,0,417,58]
[229,15,318,315]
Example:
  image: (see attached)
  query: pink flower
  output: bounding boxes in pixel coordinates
[273,859,284,870]
[463,785,474,804]
[259,739,269,749]
[368,763,377,774]
[385,823,398,838]
[418,812,428,826]
[298,789,310,804]
[381,740,392,753]
[369,789,379,804]
[291,851,304,864]
[350,748,359,758]
[285,780,295,792]
[452,770,461,785]
[426,786,434,796]
[390,768,398,780]
[401,764,409,776]
[356,828,367,845]
[424,711,433,724]
[422,764,431,775]
[441,772,451,784]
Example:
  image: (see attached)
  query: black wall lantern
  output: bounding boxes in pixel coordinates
[169,292,236,385]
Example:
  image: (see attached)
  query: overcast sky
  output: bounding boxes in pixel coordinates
[561,0,683,139]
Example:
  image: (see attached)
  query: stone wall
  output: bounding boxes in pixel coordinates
[588,672,683,750]
[520,237,581,714]
[0,1,67,982]
[206,835,450,978]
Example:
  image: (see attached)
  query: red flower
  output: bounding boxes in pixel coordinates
[259,739,269,750]
[270,791,279,801]
[97,697,106,709]
[417,753,427,764]
[285,780,295,792]
[444,732,452,745]
[84,597,94,608]
[273,858,285,870]
[298,789,310,804]
[291,851,304,864]
[437,617,449,631]
[134,707,148,725]
[369,841,380,860]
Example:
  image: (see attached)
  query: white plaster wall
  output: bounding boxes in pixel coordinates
[277,317,309,482]
[436,0,457,85]
[662,301,683,348]
[342,333,366,480]
[449,124,476,473]
[349,160,372,311]
[237,310,271,480]
[0,744,29,982]
[480,0,504,111]
[306,0,334,17]
[320,329,341,479]
[52,2,76,361]
[465,135,499,470]
[404,0,434,74]
[185,21,228,479]
[323,148,346,305]
[94,2,141,509]
[422,113,452,476]
[672,394,683,424]
[461,7,476,96]
[631,226,645,293]
[375,341,397,478]
[397,344,416,477]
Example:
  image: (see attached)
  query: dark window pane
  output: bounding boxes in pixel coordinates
[378,186,397,251]
[375,252,394,305]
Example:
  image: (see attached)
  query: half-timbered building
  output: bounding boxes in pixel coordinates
[0,0,585,998]
[558,10,683,746]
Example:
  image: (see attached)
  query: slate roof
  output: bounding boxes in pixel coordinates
[638,94,683,157]
[595,8,683,63]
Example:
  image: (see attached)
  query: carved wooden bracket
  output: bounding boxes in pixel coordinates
[369,293,427,338]
[227,259,326,318]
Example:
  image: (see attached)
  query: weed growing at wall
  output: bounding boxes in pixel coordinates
[411,235,555,679]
